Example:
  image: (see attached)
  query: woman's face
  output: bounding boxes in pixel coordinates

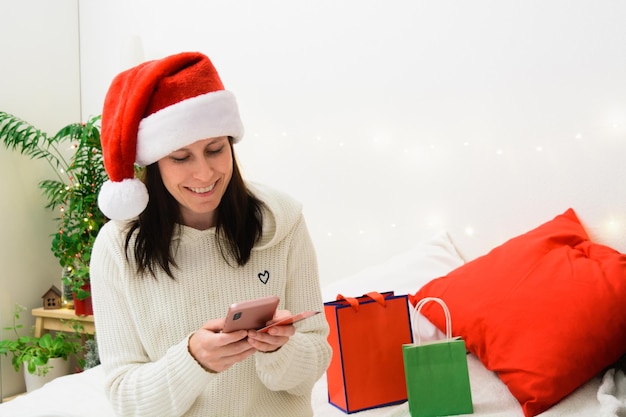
[157,136,233,229]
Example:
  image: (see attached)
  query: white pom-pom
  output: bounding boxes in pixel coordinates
[98,178,149,221]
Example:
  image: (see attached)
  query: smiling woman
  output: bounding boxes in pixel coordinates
[88,51,331,417]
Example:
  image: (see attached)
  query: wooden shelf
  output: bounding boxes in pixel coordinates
[31,307,95,337]
[2,393,24,402]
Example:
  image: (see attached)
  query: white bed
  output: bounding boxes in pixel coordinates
[1,230,625,417]
[1,358,622,417]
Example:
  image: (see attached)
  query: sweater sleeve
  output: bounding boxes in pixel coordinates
[253,215,332,394]
[90,223,215,417]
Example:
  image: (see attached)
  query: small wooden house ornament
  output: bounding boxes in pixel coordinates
[42,285,62,309]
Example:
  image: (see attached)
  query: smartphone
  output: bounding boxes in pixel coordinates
[222,295,280,333]
[257,310,320,333]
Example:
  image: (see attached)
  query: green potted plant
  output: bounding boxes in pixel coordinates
[0,112,108,313]
[0,304,84,391]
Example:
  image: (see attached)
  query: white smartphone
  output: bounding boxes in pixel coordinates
[222,295,280,333]
[257,311,320,333]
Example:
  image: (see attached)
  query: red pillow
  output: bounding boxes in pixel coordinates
[410,209,626,417]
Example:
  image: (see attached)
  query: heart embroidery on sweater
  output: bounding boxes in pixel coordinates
[258,270,270,284]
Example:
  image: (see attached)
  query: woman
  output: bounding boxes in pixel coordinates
[91,51,331,417]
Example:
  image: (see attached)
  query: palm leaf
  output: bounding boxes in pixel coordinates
[1,112,107,300]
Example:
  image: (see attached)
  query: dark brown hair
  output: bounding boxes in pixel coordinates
[125,139,263,278]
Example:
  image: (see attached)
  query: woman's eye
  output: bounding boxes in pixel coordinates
[207,146,224,155]
[170,155,189,162]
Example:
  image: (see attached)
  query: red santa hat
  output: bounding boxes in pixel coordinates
[98,51,244,221]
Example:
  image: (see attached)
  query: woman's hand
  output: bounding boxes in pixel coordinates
[246,310,296,353]
[188,317,257,373]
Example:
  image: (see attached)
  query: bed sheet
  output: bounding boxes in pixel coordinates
[2,358,621,417]
[312,354,614,417]
[2,232,623,416]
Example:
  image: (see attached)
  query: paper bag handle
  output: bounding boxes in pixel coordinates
[412,297,452,345]
[336,291,387,312]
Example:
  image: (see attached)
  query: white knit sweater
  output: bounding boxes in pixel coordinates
[90,183,331,417]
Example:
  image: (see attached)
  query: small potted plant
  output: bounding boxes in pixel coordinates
[0,112,108,314]
[0,304,84,391]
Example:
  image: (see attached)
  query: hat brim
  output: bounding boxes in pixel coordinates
[136,89,244,166]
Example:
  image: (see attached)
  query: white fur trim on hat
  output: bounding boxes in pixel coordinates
[98,178,150,221]
[135,90,244,167]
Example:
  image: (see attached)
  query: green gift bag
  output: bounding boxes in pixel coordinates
[402,297,473,417]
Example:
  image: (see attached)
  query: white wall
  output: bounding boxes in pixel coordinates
[79,0,626,286]
[0,0,80,398]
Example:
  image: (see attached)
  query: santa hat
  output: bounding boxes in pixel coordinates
[98,51,244,221]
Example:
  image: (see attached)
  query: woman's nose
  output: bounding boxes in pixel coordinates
[193,158,214,179]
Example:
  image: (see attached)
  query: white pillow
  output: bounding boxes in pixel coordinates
[321,231,464,301]
[320,231,465,342]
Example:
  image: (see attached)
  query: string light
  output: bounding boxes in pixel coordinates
[604,218,621,235]
[255,121,626,285]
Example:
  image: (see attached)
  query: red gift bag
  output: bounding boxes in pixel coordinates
[324,291,414,413]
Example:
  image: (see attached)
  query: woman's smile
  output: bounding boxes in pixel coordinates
[187,181,217,194]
